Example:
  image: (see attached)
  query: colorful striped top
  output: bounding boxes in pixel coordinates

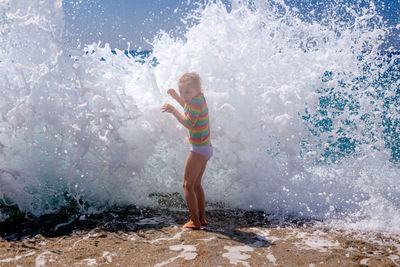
[184,94,210,146]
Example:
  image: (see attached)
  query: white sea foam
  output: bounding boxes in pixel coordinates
[150,228,185,244]
[266,252,277,265]
[0,0,399,235]
[81,258,97,266]
[154,245,197,267]
[222,245,254,267]
[35,251,55,267]
[0,252,36,263]
[293,231,340,252]
[102,251,116,263]
[389,255,400,266]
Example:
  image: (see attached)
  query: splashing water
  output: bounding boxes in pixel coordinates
[0,0,399,234]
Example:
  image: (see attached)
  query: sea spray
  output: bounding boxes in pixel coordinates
[152,0,399,228]
[0,0,155,216]
[0,0,399,233]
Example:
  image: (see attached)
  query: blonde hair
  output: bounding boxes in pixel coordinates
[178,72,202,92]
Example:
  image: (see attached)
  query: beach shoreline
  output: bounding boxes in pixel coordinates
[1,207,399,266]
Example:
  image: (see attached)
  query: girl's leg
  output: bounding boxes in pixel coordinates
[183,152,207,228]
[194,161,207,225]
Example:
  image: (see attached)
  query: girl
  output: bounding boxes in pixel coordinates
[161,72,212,230]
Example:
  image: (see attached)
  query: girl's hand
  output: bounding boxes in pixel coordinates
[167,88,179,99]
[161,103,176,114]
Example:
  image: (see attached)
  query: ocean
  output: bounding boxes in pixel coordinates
[0,0,399,236]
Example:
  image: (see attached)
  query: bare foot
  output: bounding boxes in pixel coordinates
[200,218,208,226]
[182,220,201,230]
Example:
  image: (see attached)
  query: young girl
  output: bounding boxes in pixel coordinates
[161,72,212,230]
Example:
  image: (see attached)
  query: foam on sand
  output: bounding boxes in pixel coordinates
[222,245,254,267]
[0,0,399,236]
[154,245,197,267]
[0,252,36,263]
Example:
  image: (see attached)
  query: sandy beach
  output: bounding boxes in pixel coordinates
[1,206,399,267]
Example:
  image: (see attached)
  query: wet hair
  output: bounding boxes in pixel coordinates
[178,72,202,92]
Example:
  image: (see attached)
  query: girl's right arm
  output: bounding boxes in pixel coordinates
[167,89,185,108]
[161,104,193,130]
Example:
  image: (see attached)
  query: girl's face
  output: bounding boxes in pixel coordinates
[179,83,200,104]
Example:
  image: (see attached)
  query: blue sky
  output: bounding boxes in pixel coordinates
[62,0,211,50]
[62,0,399,51]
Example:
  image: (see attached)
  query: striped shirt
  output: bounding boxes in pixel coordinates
[184,94,210,146]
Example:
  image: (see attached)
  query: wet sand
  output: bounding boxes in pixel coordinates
[1,207,400,266]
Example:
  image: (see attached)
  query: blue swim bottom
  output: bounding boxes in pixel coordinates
[190,145,213,160]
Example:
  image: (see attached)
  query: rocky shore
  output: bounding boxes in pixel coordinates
[1,206,399,266]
